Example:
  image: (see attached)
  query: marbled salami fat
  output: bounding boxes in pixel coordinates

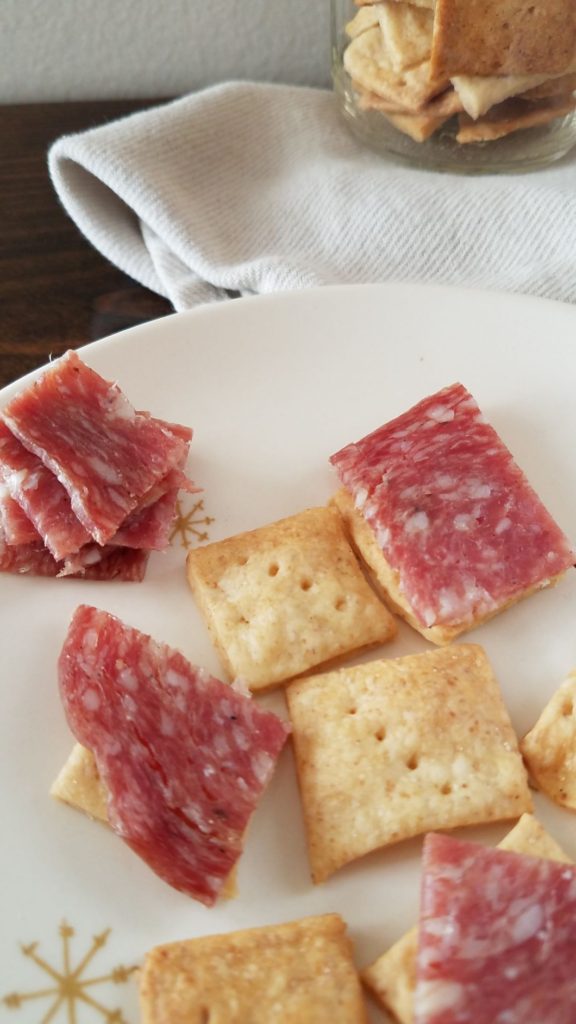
[0,485,39,545]
[0,419,92,558]
[2,351,189,544]
[414,833,576,1024]
[112,466,199,551]
[330,383,574,628]
[57,606,290,904]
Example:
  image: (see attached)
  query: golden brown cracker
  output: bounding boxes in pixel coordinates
[377,1,434,72]
[50,743,108,822]
[357,85,463,117]
[346,6,381,38]
[381,108,451,141]
[287,644,532,884]
[139,914,368,1024]
[368,89,463,141]
[456,94,576,142]
[431,0,576,79]
[186,506,396,692]
[453,54,576,119]
[362,814,572,1023]
[521,670,576,808]
[344,26,448,113]
[520,72,576,100]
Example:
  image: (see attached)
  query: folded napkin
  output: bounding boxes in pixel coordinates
[49,82,576,308]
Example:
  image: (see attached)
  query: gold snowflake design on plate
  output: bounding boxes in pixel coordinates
[2,921,136,1023]
[170,496,214,549]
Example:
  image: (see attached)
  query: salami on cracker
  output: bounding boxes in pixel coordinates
[57,605,290,904]
[330,382,574,643]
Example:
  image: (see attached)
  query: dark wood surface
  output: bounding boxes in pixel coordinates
[0,100,173,390]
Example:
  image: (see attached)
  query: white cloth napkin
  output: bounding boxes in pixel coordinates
[49,81,576,309]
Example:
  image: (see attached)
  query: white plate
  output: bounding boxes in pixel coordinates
[2,282,576,1022]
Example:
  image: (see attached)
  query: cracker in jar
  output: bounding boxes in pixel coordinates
[286,644,532,884]
[139,914,368,1024]
[344,26,448,113]
[186,506,396,692]
[431,0,576,79]
[356,86,463,140]
[520,670,576,808]
[377,1,434,73]
[345,5,381,38]
[362,813,572,1024]
[456,94,576,143]
[357,84,463,115]
[520,71,576,100]
[379,107,452,141]
[453,54,576,119]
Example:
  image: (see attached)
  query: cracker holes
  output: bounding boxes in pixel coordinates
[440,783,452,795]
[348,707,357,716]
[374,727,386,743]
[406,754,419,771]
[300,578,312,591]
[268,562,279,577]
[237,556,248,567]
[562,699,573,717]
[200,1010,212,1024]
[334,596,346,611]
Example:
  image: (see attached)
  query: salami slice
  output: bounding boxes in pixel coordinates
[57,606,290,904]
[0,485,40,545]
[0,525,149,580]
[330,383,574,629]
[414,833,576,1024]
[112,485,182,551]
[113,466,199,552]
[2,351,189,544]
[0,419,92,559]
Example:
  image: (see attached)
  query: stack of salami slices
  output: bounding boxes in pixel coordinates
[0,350,195,580]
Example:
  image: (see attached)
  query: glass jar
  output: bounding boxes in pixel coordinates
[331,0,576,173]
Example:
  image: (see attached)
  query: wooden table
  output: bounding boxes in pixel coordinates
[0,100,173,390]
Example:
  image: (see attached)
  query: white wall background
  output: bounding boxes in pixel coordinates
[0,0,332,104]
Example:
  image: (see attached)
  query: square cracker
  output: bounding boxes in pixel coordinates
[50,742,108,822]
[286,644,532,884]
[453,54,576,118]
[360,88,463,142]
[139,913,368,1024]
[362,814,572,1024]
[520,669,576,808]
[346,6,381,39]
[456,94,576,143]
[379,108,452,142]
[357,85,463,117]
[521,71,576,100]
[186,506,396,692]
[344,27,448,114]
[431,0,576,79]
[377,1,434,73]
